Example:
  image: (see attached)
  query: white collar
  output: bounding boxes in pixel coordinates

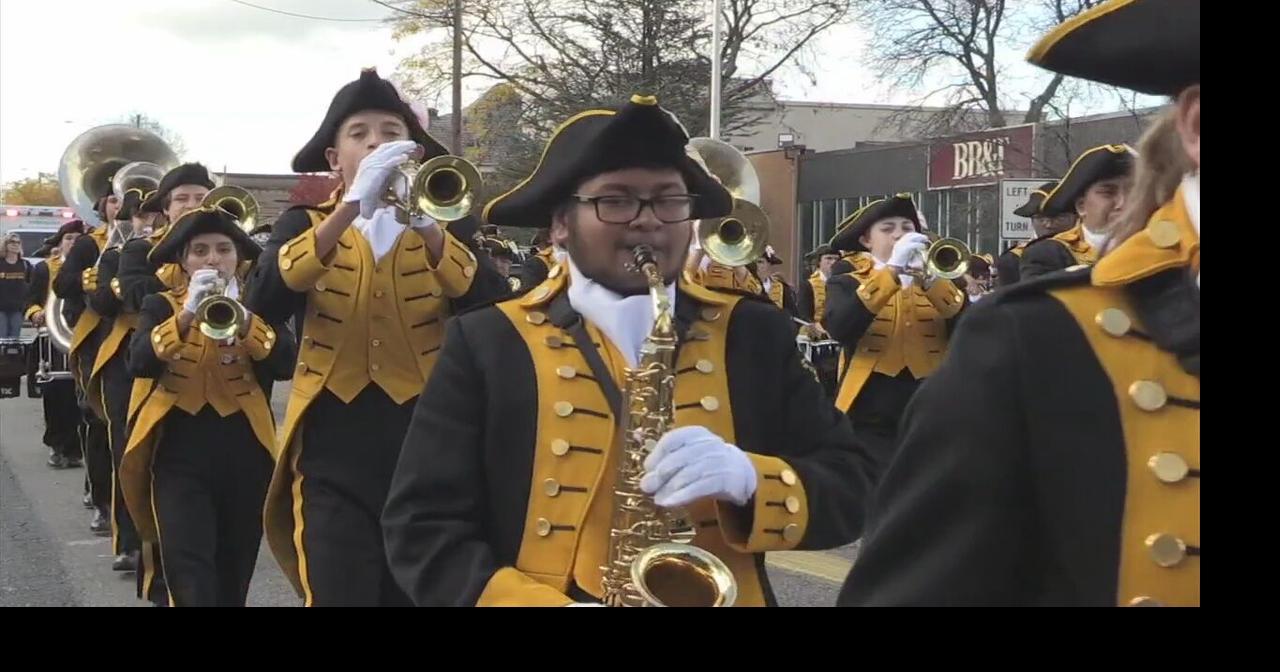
[352,207,406,262]
[1082,225,1110,251]
[566,255,677,368]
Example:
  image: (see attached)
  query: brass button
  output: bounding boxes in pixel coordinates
[535,518,552,537]
[297,362,308,373]
[172,354,182,362]
[548,264,563,279]
[954,292,964,303]
[695,359,714,374]
[152,333,163,344]
[371,339,382,347]
[527,311,547,325]
[1128,596,1163,607]
[1146,533,1187,567]
[531,286,550,301]
[1096,308,1132,337]
[315,281,326,292]
[280,243,291,255]
[543,479,561,497]
[699,396,720,412]
[554,401,574,417]
[280,258,293,271]
[302,336,313,346]
[463,266,475,278]
[556,365,577,379]
[781,524,802,543]
[370,363,381,372]
[904,321,912,328]
[550,439,571,456]
[686,329,710,341]
[700,307,721,322]
[544,334,564,348]
[1148,220,1181,249]
[780,469,797,486]
[1148,452,1190,483]
[784,496,801,514]
[1129,381,1168,412]
[374,290,385,298]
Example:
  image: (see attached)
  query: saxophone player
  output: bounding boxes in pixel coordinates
[383,96,882,606]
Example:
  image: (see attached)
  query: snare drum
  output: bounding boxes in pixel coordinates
[32,329,72,393]
[808,338,842,399]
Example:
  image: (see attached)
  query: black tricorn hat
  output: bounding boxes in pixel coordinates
[829,194,920,253]
[483,94,733,229]
[292,68,448,173]
[44,219,87,246]
[1026,0,1199,96]
[149,207,261,265]
[140,163,216,214]
[1041,145,1135,217]
[1013,181,1059,218]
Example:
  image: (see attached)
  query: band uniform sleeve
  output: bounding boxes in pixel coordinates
[823,271,885,347]
[798,279,816,323]
[995,250,1021,288]
[1019,239,1076,282]
[837,301,1035,606]
[383,317,567,606]
[422,228,478,299]
[250,316,298,384]
[718,303,885,554]
[86,248,123,318]
[922,277,966,319]
[127,293,178,379]
[118,238,166,314]
[244,208,313,325]
[52,235,97,301]
[24,263,48,319]
[783,284,801,320]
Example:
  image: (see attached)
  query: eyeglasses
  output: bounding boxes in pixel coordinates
[571,194,698,224]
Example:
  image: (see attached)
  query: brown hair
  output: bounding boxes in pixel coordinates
[1107,105,1195,250]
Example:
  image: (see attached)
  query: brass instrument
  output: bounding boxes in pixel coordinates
[48,125,178,353]
[599,245,738,608]
[384,154,483,224]
[195,276,247,341]
[903,237,972,282]
[687,138,769,267]
[202,185,260,233]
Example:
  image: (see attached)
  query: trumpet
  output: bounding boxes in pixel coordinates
[902,237,972,282]
[384,154,483,224]
[195,276,248,341]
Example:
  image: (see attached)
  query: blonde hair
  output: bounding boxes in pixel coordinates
[1108,105,1195,249]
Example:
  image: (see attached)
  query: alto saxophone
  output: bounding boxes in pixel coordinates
[598,245,737,607]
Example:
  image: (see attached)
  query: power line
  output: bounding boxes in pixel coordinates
[225,0,386,22]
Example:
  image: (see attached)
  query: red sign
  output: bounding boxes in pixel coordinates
[928,124,1036,190]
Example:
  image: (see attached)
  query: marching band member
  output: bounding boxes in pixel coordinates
[840,0,1199,607]
[121,207,294,607]
[383,95,881,607]
[25,224,84,470]
[248,68,505,607]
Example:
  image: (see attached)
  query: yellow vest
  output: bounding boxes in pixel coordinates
[834,253,965,413]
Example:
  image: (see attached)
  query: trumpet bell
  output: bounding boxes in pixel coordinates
[924,237,972,280]
[386,155,483,224]
[196,294,247,341]
[697,198,769,268]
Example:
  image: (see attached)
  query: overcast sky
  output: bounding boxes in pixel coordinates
[0,0,1144,185]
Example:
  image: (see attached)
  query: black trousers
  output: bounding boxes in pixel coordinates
[152,407,272,607]
[296,386,415,607]
[74,351,112,511]
[847,370,922,459]
[101,350,140,555]
[41,378,82,461]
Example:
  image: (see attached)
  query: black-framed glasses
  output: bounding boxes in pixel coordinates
[571,194,698,224]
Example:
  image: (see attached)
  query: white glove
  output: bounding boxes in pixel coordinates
[640,426,757,508]
[887,232,930,270]
[342,140,419,219]
[183,269,221,314]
